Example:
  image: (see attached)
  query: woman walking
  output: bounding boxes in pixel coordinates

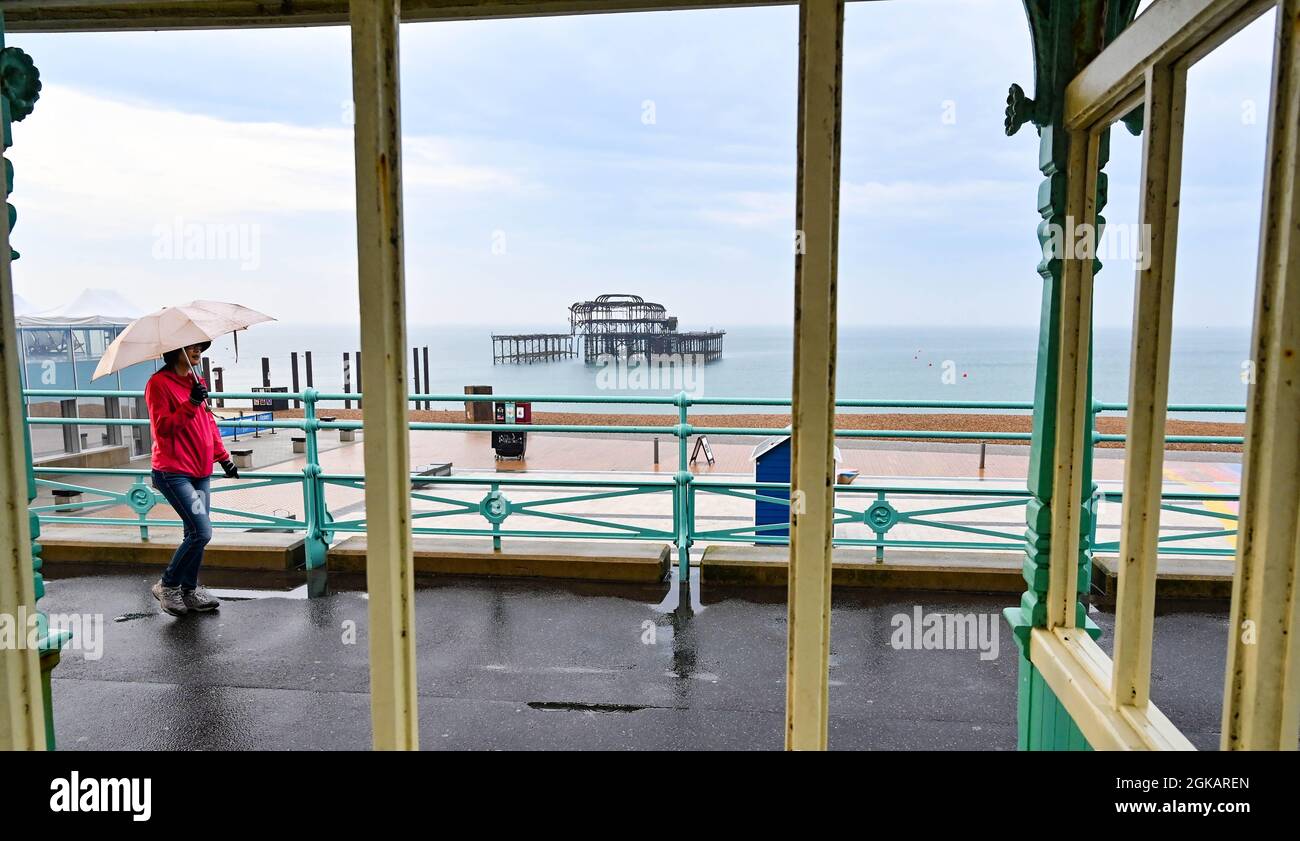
[146,342,239,616]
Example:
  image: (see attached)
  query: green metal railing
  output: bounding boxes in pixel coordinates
[23,388,1246,581]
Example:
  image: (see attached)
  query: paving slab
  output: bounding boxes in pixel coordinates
[328,535,670,582]
[702,544,1024,592]
[38,525,305,570]
[1091,553,1235,601]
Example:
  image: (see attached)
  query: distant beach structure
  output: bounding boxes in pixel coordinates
[492,293,725,365]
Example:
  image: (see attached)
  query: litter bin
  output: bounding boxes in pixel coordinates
[251,386,290,411]
[491,401,531,460]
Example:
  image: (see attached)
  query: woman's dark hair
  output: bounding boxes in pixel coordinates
[162,342,211,368]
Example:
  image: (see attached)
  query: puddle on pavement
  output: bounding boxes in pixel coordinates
[207,567,333,601]
[652,567,703,614]
[527,701,649,714]
[113,612,155,623]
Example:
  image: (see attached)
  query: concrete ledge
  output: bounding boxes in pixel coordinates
[329,536,670,582]
[701,544,1024,592]
[1092,554,1234,601]
[37,526,305,571]
[35,445,131,470]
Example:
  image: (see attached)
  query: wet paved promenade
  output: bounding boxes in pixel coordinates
[40,569,1229,750]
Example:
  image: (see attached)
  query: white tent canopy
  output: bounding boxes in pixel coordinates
[12,292,40,317]
[16,288,143,327]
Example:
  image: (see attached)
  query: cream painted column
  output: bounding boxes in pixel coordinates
[1222,0,1300,752]
[349,0,419,751]
[786,0,843,752]
[1046,128,1098,630]
[1111,61,1186,709]
[0,137,44,752]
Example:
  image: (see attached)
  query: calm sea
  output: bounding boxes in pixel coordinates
[202,324,1252,418]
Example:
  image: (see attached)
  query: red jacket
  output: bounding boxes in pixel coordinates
[145,369,229,477]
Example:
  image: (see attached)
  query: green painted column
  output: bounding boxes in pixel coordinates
[1,12,67,750]
[1002,0,1139,751]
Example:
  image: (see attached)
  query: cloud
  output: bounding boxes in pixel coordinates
[698,190,794,228]
[698,178,1026,229]
[11,85,525,229]
[841,179,1025,218]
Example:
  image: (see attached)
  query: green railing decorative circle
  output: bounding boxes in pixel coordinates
[479,490,512,525]
[126,486,156,515]
[864,499,899,532]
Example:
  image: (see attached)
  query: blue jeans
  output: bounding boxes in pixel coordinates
[152,470,212,590]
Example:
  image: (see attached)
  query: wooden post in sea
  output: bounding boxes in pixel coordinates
[411,347,420,407]
[291,352,301,408]
[343,353,352,410]
[422,346,430,410]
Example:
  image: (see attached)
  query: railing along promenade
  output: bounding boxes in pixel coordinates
[22,389,1245,581]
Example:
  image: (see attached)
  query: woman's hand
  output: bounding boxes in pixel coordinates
[220,459,239,479]
[189,381,209,405]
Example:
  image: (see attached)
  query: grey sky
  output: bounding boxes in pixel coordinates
[6,0,1276,329]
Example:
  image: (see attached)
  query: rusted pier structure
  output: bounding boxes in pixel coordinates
[579,330,724,363]
[569,293,676,335]
[569,294,724,364]
[492,333,576,365]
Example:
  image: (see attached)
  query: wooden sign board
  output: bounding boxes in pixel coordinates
[690,436,715,466]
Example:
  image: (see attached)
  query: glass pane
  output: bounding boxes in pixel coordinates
[73,328,120,451]
[22,328,76,458]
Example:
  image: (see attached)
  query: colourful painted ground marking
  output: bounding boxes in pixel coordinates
[1162,461,1241,550]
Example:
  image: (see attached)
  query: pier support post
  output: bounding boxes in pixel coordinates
[422,346,430,409]
[343,353,352,409]
[411,346,420,405]
[350,0,418,751]
[785,0,843,752]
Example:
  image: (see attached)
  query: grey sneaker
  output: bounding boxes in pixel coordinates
[152,580,188,616]
[182,586,220,612]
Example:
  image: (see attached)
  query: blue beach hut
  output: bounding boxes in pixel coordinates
[751,436,841,542]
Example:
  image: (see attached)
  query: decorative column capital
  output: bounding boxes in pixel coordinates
[0,45,41,123]
[1006,0,1142,137]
